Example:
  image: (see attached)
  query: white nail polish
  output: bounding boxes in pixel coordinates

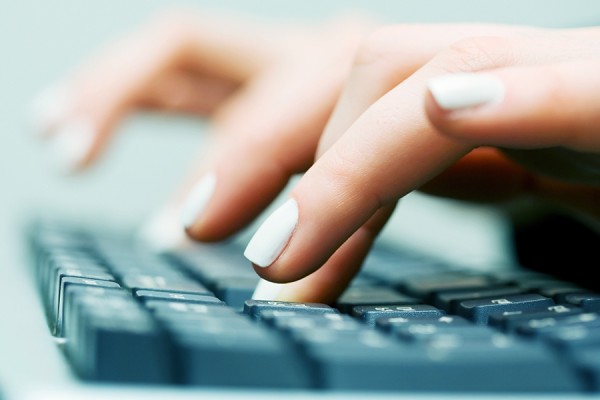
[244,198,298,268]
[30,84,71,136]
[180,173,217,229]
[137,206,193,253]
[47,118,96,172]
[251,278,286,300]
[428,73,504,110]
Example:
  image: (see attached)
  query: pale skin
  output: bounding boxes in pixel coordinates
[33,10,600,304]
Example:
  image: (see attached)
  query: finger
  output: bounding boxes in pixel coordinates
[252,204,396,303]
[139,69,238,115]
[244,63,481,286]
[31,11,279,172]
[178,21,368,242]
[318,24,534,153]
[249,25,529,300]
[425,61,600,154]
[423,61,600,221]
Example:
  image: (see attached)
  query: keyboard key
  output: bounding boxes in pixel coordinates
[212,277,260,311]
[352,304,444,326]
[305,335,582,391]
[393,323,496,343]
[121,273,211,295]
[134,290,223,304]
[515,313,600,340]
[170,322,311,388]
[433,286,525,312]
[489,305,583,333]
[456,294,555,324]
[64,287,171,383]
[398,272,495,301]
[336,286,420,313]
[564,293,600,312]
[54,276,120,336]
[376,315,471,332]
[244,300,337,321]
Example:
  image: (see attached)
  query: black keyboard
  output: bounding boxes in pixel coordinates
[27,219,600,393]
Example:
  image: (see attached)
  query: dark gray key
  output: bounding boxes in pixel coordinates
[213,277,259,311]
[539,286,591,303]
[54,277,120,336]
[122,273,211,295]
[244,300,337,320]
[398,272,495,301]
[146,300,233,317]
[516,313,600,339]
[305,334,582,391]
[169,243,256,290]
[564,293,600,312]
[134,290,223,304]
[376,315,471,332]
[393,323,495,343]
[489,305,583,332]
[170,323,311,388]
[335,286,420,313]
[542,325,600,351]
[266,313,362,333]
[64,287,171,383]
[489,269,554,283]
[352,304,444,326]
[433,286,525,313]
[360,249,446,285]
[456,294,555,324]
[49,265,114,313]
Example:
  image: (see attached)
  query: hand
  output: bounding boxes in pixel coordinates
[31,13,600,305]
[248,24,600,303]
[30,9,373,247]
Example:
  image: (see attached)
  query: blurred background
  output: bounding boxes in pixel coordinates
[0,0,598,389]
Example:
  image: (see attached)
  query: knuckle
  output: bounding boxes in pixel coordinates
[436,36,515,73]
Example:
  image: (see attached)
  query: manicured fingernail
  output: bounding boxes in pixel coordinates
[252,278,286,300]
[180,173,217,229]
[427,73,504,110]
[30,84,71,136]
[244,198,298,268]
[47,118,96,172]
[137,206,193,252]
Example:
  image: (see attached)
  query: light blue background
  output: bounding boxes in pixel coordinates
[0,0,598,396]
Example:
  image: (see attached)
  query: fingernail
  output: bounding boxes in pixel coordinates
[252,278,286,300]
[137,206,193,253]
[30,84,71,136]
[427,73,504,110]
[47,118,96,172]
[180,173,217,229]
[244,198,298,268]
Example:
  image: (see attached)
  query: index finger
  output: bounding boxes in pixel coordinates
[244,57,473,284]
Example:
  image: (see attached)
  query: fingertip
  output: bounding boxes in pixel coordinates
[137,205,194,253]
[243,198,299,268]
[424,72,506,144]
[45,117,98,174]
[180,172,218,230]
[29,83,72,138]
[426,73,505,111]
[251,278,285,301]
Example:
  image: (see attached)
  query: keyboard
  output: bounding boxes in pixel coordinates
[26,219,600,394]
